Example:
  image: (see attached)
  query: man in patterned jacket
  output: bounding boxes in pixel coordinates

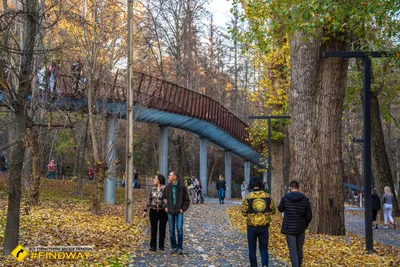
[242,176,276,267]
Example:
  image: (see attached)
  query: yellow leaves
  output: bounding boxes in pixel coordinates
[0,179,148,266]
[228,205,400,266]
[225,82,233,92]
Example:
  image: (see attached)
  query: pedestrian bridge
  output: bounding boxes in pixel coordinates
[0,72,264,198]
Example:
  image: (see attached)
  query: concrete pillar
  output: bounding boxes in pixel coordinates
[263,172,268,192]
[225,151,232,198]
[244,161,251,185]
[104,116,117,204]
[200,138,208,196]
[159,126,169,179]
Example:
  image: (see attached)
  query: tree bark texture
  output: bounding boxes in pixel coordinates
[3,0,39,254]
[271,140,284,205]
[24,127,40,205]
[283,126,290,188]
[371,94,400,216]
[289,31,348,235]
[76,117,89,195]
[88,80,103,215]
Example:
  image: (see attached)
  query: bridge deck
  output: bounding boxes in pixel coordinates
[0,72,265,167]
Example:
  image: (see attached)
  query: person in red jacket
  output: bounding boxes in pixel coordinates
[88,166,94,181]
[47,159,56,179]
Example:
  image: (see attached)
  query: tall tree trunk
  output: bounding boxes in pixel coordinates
[282,126,290,188]
[88,81,103,215]
[289,31,348,235]
[25,127,40,205]
[371,94,400,216]
[3,109,28,255]
[76,117,89,195]
[3,0,39,254]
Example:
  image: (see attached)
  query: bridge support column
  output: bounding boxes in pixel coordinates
[104,116,117,205]
[200,138,208,196]
[159,126,169,179]
[225,151,232,199]
[263,172,269,192]
[244,161,251,185]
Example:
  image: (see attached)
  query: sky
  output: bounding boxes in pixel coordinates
[209,0,232,27]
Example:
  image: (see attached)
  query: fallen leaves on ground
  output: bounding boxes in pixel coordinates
[0,179,148,266]
[228,205,400,266]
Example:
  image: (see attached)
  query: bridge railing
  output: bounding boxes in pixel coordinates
[57,72,251,146]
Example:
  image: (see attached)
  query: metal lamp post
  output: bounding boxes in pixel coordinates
[324,51,393,252]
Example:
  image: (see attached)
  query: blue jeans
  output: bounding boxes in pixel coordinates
[167,213,184,249]
[247,226,269,267]
[48,171,56,179]
[218,189,225,202]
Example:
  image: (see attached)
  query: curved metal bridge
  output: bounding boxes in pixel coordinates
[1,72,264,167]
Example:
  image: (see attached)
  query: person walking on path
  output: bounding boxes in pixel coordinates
[241,181,247,199]
[133,168,139,188]
[47,159,56,179]
[216,175,227,204]
[263,181,269,192]
[143,174,168,252]
[88,166,94,181]
[241,177,276,267]
[371,188,381,229]
[278,180,312,267]
[382,186,396,229]
[162,171,190,255]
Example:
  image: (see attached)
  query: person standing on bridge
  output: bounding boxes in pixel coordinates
[143,174,168,252]
[216,175,226,204]
[49,63,60,93]
[162,171,190,255]
[71,58,84,91]
[242,177,276,267]
[278,180,312,267]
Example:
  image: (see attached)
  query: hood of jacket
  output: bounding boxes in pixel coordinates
[286,191,306,202]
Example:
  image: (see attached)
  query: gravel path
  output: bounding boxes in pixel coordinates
[130,198,287,267]
[345,213,400,248]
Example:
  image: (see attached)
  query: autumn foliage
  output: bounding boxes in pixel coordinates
[228,205,400,266]
[0,180,148,266]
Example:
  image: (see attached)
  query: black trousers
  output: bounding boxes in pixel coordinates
[286,233,305,267]
[372,209,378,222]
[150,208,168,249]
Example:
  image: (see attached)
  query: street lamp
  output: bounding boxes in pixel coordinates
[248,115,290,195]
[324,51,393,252]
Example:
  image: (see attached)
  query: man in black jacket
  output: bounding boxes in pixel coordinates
[278,181,312,267]
[371,188,381,229]
[162,171,190,255]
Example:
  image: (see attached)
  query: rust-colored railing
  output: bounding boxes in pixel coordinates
[57,72,250,146]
